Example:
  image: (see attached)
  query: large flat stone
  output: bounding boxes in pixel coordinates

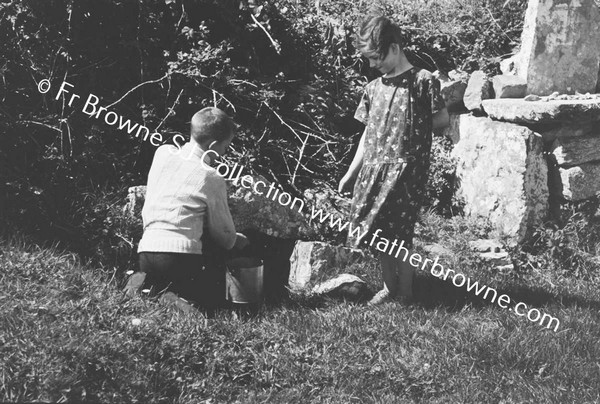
[452,115,548,242]
[482,98,600,124]
[288,241,374,292]
[551,136,600,167]
[517,0,600,95]
[559,162,600,201]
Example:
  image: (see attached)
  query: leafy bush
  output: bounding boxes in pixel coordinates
[514,198,600,279]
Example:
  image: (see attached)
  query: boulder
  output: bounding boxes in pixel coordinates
[463,71,494,113]
[311,274,372,302]
[288,241,375,292]
[437,72,468,112]
[452,115,548,242]
[557,162,600,201]
[492,75,527,99]
[124,176,319,239]
[551,136,600,167]
[517,0,600,95]
[482,98,600,124]
[227,175,316,239]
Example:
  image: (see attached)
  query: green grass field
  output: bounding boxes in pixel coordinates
[2,213,600,403]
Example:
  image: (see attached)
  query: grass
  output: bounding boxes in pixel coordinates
[2,211,600,403]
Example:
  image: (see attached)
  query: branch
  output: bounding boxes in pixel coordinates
[155,89,184,132]
[250,13,280,54]
[106,73,169,109]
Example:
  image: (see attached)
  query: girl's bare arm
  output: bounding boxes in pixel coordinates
[338,129,367,193]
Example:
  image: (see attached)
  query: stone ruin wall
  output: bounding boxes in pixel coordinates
[441,0,600,243]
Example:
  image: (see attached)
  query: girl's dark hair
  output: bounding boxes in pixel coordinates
[356,15,404,59]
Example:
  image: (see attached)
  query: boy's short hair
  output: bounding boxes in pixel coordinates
[356,15,404,60]
[190,107,236,144]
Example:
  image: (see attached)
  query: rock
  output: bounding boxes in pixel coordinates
[492,75,527,99]
[227,174,316,239]
[452,115,548,243]
[441,113,463,144]
[500,55,519,75]
[463,71,494,113]
[482,98,600,124]
[480,251,511,266]
[288,241,374,291]
[557,162,600,201]
[124,176,319,239]
[551,136,600,167]
[123,186,147,217]
[311,274,372,301]
[422,243,453,257]
[517,0,600,96]
[469,239,504,253]
[438,74,468,112]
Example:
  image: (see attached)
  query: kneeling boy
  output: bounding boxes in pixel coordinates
[136,107,248,306]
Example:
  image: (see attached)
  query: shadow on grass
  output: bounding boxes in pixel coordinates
[413,273,600,312]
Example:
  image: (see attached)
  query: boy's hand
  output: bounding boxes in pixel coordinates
[233,232,250,250]
[338,174,354,196]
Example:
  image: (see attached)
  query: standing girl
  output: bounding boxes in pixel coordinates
[339,16,449,305]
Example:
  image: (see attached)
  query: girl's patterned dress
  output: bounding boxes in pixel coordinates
[348,67,445,249]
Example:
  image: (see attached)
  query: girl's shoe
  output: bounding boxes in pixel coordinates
[367,289,393,305]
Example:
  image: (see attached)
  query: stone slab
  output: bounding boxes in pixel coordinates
[517,0,600,96]
[482,98,600,124]
[452,115,548,242]
[551,136,600,167]
[559,162,600,201]
[288,241,374,292]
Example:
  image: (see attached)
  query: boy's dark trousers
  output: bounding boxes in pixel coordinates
[137,229,296,307]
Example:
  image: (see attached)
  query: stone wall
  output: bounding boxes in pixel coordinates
[451,115,548,242]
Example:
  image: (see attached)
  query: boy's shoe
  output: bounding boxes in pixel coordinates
[367,289,393,306]
[123,272,146,297]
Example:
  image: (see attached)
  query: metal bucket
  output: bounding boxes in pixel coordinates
[225,257,264,304]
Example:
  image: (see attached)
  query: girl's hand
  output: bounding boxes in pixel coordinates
[338,174,354,196]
